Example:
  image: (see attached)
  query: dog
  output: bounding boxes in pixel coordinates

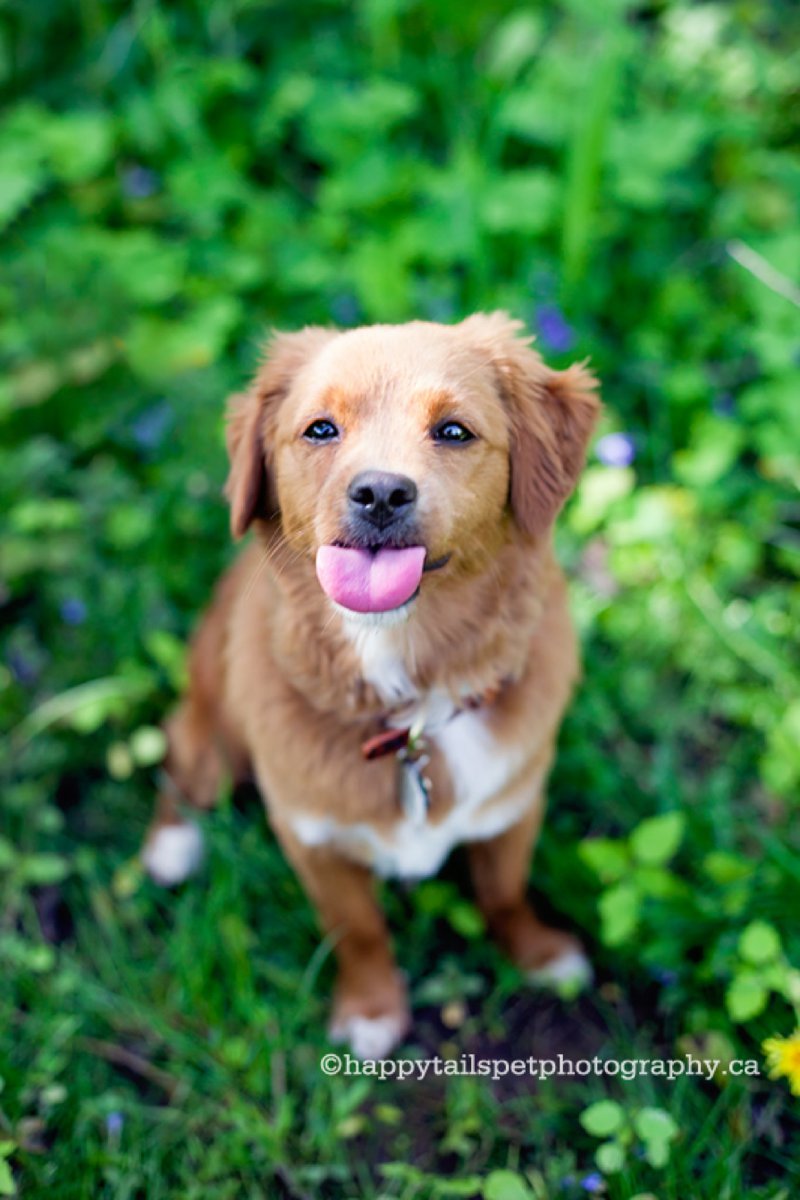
[141,311,600,1059]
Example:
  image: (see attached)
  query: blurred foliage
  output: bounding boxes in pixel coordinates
[1,0,799,1196]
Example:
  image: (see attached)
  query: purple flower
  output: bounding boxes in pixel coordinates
[712,392,736,418]
[595,432,636,468]
[131,402,173,451]
[580,1173,604,1193]
[60,598,87,626]
[8,648,40,686]
[330,293,360,326]
[121,165,159,199]
[106,1111,124,1136]
[651,966,678,986]
[424,296,456,323]
[536,304,575,353]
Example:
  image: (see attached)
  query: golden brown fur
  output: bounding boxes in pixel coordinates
[143,312,600,1056]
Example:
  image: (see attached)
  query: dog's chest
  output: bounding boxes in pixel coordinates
[289,625,530,879]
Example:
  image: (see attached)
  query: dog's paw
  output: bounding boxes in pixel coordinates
[141,821,204,887]
[526,944,593,997]
[328,1011,409,1060]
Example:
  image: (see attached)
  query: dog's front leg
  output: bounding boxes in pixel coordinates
[275,823,409,1059]
[468,801,592,990]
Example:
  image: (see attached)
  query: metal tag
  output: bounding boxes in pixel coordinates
[399,750,431,824]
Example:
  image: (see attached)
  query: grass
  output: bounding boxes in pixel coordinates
[2,0,800,1195]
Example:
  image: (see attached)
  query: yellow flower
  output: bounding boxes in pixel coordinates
[763,1030,800,1096]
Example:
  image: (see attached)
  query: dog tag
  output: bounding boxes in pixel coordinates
[399,751,431,825]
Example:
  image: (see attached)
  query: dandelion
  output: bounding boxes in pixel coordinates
[595,432,636,468]
[763,1029,800,1096]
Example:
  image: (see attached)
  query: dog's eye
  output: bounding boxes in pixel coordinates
[432,421,475,444]
[303,419,339,442]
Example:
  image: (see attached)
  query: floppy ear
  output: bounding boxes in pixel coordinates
[463,311,601,537]
[224,389,269,540]
[224,326,336,539]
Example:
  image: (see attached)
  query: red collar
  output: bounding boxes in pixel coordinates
[360,680,505,761]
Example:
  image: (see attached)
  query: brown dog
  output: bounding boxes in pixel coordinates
[142,312,600,1058]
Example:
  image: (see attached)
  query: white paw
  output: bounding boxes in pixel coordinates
[141,821,204,887]
[527,947,594,994]
[328,1013,407,1060]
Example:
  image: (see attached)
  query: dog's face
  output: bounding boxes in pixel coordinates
[226,313,599,616]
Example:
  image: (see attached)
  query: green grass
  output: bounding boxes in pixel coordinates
[4,779,796,1198]
[2,0,800,1195]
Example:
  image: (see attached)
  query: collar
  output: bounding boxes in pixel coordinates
[360,679,506,761]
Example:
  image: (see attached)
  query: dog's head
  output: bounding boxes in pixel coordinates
[225,313,599,617]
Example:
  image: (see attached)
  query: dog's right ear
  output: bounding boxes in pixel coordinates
[224,326,336,539]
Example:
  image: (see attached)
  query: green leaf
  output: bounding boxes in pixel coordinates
[596,1140,626,1173]
[43,111,114,183]
[125,297,241,382]
[19,674,155,741]
[483,12,544,82]
[673,415,745,488]
[20,854,69,885]
[448,900,486,940]
[738,920,782,965]
[703,851,754,885]
[562,29,627,288]
[630,812,685,866]
[484,1170,533,1200]
[413,880,455,916]
[144,630,188,691]
[129,726,167,768]
[0,142,47,229]
[580,1100,625,1138]
[643,1138,671,1169]
[598,882,641,946]
[634,1107,678,1169]
[0,1156,15,1197]
[104,504,153,550]
[571,466,636,534]
[107,742,134,781]
[634,865,686,899]
[26,946,55,973]
[633,1107,678,1143]
[578,837,630,883]
[726,972,769,1022]
[104,231,187,306]
[480,170,557,235]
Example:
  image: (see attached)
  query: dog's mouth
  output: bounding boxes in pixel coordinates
[315,543,450,614]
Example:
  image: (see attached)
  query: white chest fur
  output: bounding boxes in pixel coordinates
[289,621,535,879]
[340,616,416,706]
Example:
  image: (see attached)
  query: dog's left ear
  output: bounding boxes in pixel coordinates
[224,326,336,538]
[462,311,601,537]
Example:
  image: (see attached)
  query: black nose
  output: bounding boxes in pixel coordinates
[347,470,418,529]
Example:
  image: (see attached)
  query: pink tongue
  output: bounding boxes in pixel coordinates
[316,545,426,613]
